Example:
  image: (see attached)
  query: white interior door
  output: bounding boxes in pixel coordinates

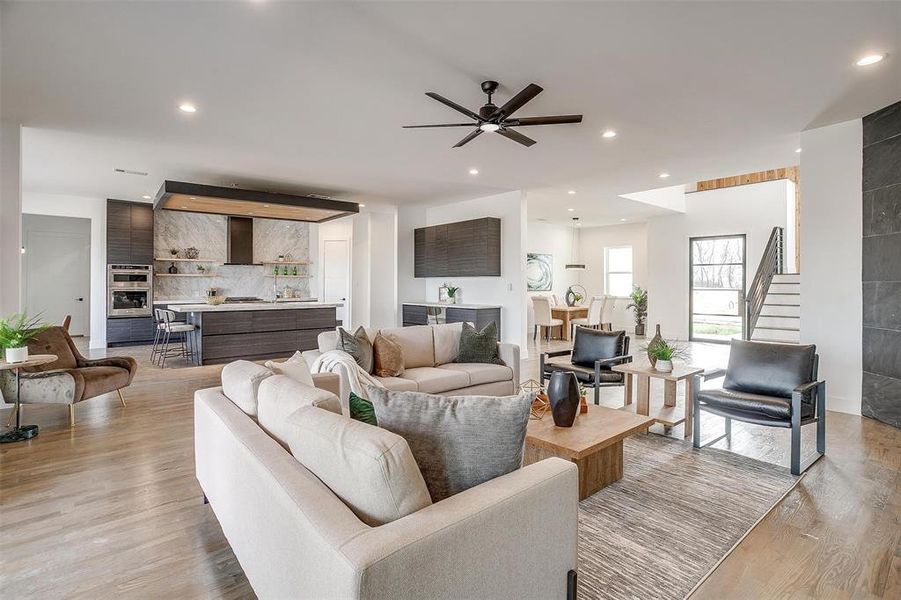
[25,229,91,335]
[322,239,349,325]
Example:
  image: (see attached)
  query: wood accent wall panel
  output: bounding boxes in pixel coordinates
[414,217,501,277]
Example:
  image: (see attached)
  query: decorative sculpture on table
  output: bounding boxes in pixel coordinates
[547,371,580,427]
[526,253,553,291]
[565,284,586,307]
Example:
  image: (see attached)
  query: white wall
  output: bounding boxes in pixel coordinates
[577,222,649,332]
[398,191,528,354]
[525,221,578,324]
[799,119,862,415]
[0,122,22,317]
[22,192,108,348]
[367,211,398,329]
[396,204,426,325]
[646,179,790,341]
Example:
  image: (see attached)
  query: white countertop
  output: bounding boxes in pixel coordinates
[402,301,502,309]
[169,301,342,312]
[155,298,319,304]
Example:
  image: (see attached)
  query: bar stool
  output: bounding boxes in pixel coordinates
[157,309,196,368]
[150,308,188,364]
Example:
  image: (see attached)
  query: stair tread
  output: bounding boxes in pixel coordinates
[753,326,801,332]
[766,292,801,295]
[759,314,800,318]
[763,303,800,307]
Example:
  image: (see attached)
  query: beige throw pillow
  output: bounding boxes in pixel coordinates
[373,333,404,377]
[264,351,314,386]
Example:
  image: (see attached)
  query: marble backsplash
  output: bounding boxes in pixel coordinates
[153,211,312,300]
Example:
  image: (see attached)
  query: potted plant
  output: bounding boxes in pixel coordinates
[196,264,206,274]
[169,248,180,258]
[0,313,51,363]
[446,285,460,305]
[643,338,685,373]
[627,285,648,337]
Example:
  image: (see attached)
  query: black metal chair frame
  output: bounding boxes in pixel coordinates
[691,356,826,476]
[539,332,632,404]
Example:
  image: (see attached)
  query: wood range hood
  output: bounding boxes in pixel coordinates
[153,180,359,223]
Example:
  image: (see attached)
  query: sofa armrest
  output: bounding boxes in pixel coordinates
[497,342,520,389]
[311,372,340,397]
[340,458,578,600]
[301,349,322,369]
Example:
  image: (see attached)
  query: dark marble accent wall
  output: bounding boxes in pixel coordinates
[862,100,901,428]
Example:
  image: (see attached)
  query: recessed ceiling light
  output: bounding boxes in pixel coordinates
[601,130,617,139]
[179,103,197,113]
[620,218,627,222]
[795,148,802,153]
[142,195,151,200]
[189,197,197,200]
[359,204,366,207]
[567,208,575,212]
[856,54,884,67]
[468,168,479,175]
[479,123,500,132]
[263,204,270,207]
[659,172,670,179]
[567,190,576,195]
[180,206,187,209]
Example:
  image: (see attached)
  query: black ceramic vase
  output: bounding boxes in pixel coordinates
[547,371,580,427]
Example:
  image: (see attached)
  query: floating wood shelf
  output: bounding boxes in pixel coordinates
[155,273,215,278]
[155,258,220,263]
[264,275,311,279]
[261,260,310,265]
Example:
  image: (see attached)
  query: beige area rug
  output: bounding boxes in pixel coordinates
[578,434,799,600]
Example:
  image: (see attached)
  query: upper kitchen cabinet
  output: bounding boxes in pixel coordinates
[107,200,154,264]
[413,217,501,277]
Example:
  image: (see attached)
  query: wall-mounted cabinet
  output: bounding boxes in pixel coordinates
[107,200,154,264]
[413,217,501,277]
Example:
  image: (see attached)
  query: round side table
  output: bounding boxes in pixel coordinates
[0,354,58,444]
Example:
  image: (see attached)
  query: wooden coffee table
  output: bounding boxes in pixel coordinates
[524,405,654,500]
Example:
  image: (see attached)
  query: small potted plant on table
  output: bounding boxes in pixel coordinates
[0,313,50,363]
[644,338,685,373]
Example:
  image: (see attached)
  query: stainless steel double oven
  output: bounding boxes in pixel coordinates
[108,264,153,317]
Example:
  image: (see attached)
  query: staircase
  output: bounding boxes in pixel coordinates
[746,226,801,344]
[750,272,800,343]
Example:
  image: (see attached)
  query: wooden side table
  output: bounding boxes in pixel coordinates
[0,354,57,444]
[611,361,704,439]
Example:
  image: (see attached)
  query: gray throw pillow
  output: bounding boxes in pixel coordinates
[366,386,533,501]
[455,321,502,364]
[337,326,374,374]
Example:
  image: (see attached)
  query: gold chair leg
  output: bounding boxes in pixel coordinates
[6,405,16,428]
[116,389,127,408]
[69,404,75,427]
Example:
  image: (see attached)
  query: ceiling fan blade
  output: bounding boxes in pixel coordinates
[402,123,476,128]
[497,127,537,147]
[492,83,543,119]
[425,92,481,121]
[505,115,583,126]
[453,129,483,148]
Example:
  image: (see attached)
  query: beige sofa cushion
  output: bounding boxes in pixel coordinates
[432,322,463,365]
[257,376,342,447]
[402,367,470,394]
[375,375,419,392]
[265,351,314,386]
[220,360,273,417]
[441,363,514,386]
[381,326,434,368]
[285,406,432,527]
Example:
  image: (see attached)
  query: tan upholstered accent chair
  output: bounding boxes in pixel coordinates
[0,326,137,427]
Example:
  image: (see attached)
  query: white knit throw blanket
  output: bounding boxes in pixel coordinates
[310,349,384,400]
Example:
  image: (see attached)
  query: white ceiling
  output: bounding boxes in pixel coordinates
[3,1,899,222]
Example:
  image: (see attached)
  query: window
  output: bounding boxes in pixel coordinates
[605,246,633,296]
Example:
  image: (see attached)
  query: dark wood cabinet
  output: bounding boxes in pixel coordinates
[401,304,501,338]
[107,317,155,347]
[414,217,501,277]
[107,200,155,264]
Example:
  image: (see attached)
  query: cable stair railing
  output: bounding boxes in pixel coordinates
[745,227,784,340]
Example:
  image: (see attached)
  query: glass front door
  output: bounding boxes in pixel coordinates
[689,234,746,342]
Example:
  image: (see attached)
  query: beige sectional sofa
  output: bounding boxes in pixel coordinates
[302,322,520,403]
[194,360,578,600]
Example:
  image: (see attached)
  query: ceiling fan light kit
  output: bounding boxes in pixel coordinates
[404,80,583,148]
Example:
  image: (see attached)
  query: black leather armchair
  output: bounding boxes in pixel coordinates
[540,327,632,404]
[692,339,826,475]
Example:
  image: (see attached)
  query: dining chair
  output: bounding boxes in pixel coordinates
[570,295,604,338]
[599,295,615,331]
[532,296,563,342]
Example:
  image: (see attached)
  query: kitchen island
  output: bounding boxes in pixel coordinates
[169,302,341,365]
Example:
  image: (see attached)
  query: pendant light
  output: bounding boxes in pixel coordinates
[565,217,585,270]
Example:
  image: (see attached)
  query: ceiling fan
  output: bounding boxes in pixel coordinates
[403,80,582,148]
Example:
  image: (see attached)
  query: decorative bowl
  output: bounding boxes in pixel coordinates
[206,296,226,306]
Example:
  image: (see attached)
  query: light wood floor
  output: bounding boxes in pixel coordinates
[0,336,898,598]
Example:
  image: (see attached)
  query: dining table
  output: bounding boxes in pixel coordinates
[551,305,589,341]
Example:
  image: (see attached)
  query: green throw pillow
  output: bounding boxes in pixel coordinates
[349,392,378,426]
[455,321,502,364]
[337,326,374,373]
